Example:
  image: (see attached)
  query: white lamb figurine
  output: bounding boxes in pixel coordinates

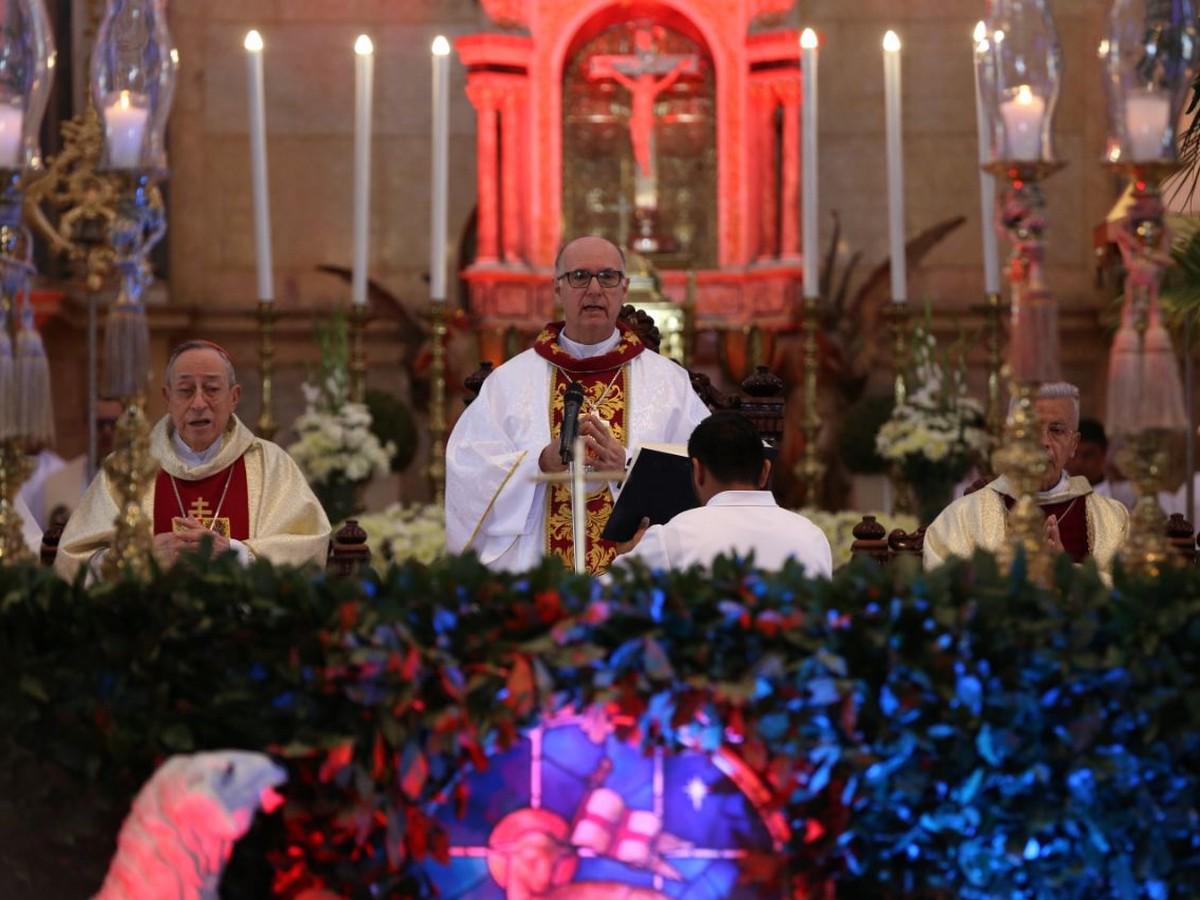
[94,750,287,900]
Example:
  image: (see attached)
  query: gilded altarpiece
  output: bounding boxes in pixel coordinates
[458,0,804,364]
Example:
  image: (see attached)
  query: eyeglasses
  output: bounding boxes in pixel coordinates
[556,268,625,289]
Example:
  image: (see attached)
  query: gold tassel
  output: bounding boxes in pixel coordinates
[103,296,149,400]
[14,301,54,449]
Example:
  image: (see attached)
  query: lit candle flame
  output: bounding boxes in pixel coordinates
[800,28,818,50]
[432,35,450,56]
[355,34,374,56]
[244,30,263,53]
[883,30,901,53]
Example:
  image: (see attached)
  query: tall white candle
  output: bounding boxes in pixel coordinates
[244,30,274,302]
[800,28,819,299]
[0,105,24,169]
[104,90,149,169]
[972,22,1000,295]
[431,35,451,301]
[999,84,1045,161]
[1126,90,1171,161]
[883,30,906,303]
[352,34,374,307]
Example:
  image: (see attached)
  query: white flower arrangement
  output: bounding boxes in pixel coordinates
[287,335,394,489]
[875,325,990,482]
[354,503,445,567]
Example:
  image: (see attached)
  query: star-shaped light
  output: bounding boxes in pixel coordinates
[684,776,708,812]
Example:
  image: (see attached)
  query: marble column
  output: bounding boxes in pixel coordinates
[501,80,524,264]
[758,81,779,261]
[466,80,500,263]
[778,78,801,259]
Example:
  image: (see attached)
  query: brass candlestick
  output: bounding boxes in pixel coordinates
[885,302,910,406]
[349,302,367,404]
[256,300,276,440]
[100,397,158,581]
[797,294,824,506]
[429,298,448,504]
[1116,428,1174,578]
[0,440,33,563]
[980,291,1008,441]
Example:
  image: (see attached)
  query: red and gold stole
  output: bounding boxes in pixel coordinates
[153,457,251,540]
[533,322,645,574]
[1001,493,1089,563]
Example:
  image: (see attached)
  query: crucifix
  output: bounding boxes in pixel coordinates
[588,27,699,250]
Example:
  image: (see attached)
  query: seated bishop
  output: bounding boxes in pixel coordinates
[55,340,331,579]
[923,382,1130,574]
[445,235,711,574]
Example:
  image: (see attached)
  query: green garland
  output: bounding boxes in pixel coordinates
[1,550,1198,897]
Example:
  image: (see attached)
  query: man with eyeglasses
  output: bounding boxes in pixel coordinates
[56,340,331,579]
[923,382,1129,575]
[446,235,710,574]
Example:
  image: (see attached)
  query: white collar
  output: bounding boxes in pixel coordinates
[1037,472,1069,501]
[171,428,222,467]
[558,328,621,359]
[706,490,778,507]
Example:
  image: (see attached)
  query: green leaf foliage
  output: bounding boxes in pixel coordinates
[1,548,1198,897]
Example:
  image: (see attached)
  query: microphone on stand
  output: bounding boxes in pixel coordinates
[559,381,586,465]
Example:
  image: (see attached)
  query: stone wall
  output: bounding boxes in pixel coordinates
[45,1,1156,501]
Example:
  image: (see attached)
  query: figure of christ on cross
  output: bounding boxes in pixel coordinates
[588,28,700,180]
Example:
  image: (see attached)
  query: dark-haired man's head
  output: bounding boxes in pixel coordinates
[686,411,769,503]
[1071,417,1108,486]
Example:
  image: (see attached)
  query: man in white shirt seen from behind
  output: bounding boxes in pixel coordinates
[615,411,832,576]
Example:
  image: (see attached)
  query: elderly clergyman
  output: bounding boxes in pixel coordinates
[445,235,710,575]
[923,382,1130,573]
[56,340,331,578]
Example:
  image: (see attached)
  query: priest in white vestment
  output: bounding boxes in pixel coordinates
[924,383,1129,573]
[445,236,710,574]
[615,411,832,576]
[55,341,331,579]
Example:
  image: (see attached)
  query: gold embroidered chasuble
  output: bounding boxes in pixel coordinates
[534,323,644,574]
[922,474,1130,574]
[55,415,332,579]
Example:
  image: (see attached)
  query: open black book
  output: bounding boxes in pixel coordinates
[600,443,698,543]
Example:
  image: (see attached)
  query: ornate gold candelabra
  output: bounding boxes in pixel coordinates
[256,300,276,440]
[1116,428,1174,578]
[0,439,33,563]
[349,302,367,404]
[992,381,1054,584]
[100,397,158,580]
[798,294,824,505]
[987,160,1066,584]
[1106,161,1185,576]
[429,298,448,504]
[96,169,167,578]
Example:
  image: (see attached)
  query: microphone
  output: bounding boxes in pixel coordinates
[559,381,586,464]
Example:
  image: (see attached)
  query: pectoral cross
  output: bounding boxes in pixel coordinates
[188,497,213,520]
[174,495,231,538]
